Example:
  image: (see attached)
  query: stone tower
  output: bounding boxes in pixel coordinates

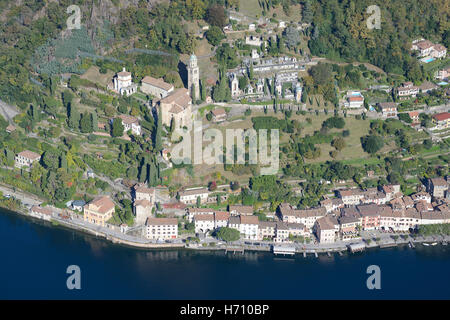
[187,53,200,101]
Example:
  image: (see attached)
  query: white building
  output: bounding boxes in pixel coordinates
[194,214,215,234]
[228,215,259,240]
[314,216,339,243]
[144,217,178,240]
[178,188,210,205]
[346,91,364,108]
[15,150,41,169]
[113,68,137,96]
[117,114,141,135]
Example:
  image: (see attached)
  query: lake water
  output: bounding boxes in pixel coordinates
[1,208,449,299]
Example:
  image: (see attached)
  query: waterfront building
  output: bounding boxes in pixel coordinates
[274,222,306,243]
[314,216,339,244]
[356,204,381,230]
[14,150,41,169]
[194,214,215,234]
[30,206,52,221]
[278,203,326,229]
[228,215,259,240]
[144,217,178,240]
[258,221,277,240]
[83,196,115,227]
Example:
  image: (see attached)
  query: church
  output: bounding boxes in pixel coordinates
[158,53,199,130]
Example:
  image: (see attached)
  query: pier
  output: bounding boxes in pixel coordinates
[225,247,244,254]
[348,242,366,253]
[272,245,296,256]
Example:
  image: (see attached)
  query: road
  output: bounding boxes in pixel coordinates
[0,99,19,124]
[0,184,43,208]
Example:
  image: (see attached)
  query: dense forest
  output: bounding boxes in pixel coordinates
[307,0,449,76]
[0,0,448,109]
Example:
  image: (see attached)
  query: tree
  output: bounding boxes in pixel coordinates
[206,5,227,28]
[42,150,60,170]
[230,181,240,191]
[302,0,313,24]
[154,109,163,152]
[362,135,384,154]
[331,137,346,151]
[200,80,206,101]
[216,227,240,242]
[205,26,225,46]
[283,25,300,50]
[196,196,201,208]
[80,112,93,133]
[68,106,80,129]
[111,118,124,137]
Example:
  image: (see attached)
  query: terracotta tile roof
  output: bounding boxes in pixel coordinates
[31,206,52,216]
[134,184,156,195]
[17,150,41,160]
[141,76,174,91]
[211,108,226,117]
[194,214,214,221]
[229,205,254,215]
[160,88,191,110]
[85,196,115,214]
[316,216,337,230]
[145,217,178,226]
[416,40,434,50]
[134,199,152,208]
[240,215,259,225]
[118,114,139,125]
[215,211,230,221]
[433,112,450,122]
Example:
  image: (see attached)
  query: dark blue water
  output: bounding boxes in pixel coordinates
[1,208,449,299]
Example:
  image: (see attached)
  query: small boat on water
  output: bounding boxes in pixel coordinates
[431,242,438,246]
[423,243,430,246]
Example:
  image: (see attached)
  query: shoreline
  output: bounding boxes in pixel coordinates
[1,204,448,257]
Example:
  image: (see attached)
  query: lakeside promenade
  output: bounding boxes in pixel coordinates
[1,183,449,255]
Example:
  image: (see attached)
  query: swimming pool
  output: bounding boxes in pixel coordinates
[421,57,435,63]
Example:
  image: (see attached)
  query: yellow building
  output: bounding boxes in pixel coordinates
[83,196,115,227]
